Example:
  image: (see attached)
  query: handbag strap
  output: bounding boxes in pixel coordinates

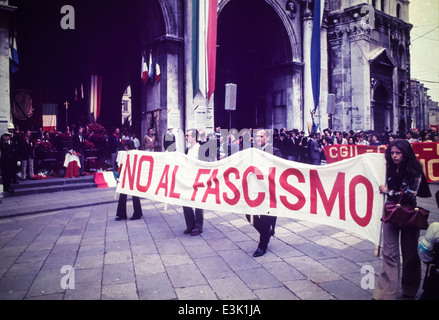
[394,189,404,204]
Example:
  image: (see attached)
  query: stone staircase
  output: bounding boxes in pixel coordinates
[2,174,98,197]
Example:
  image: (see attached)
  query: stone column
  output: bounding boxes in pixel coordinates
[0,0,16,134]
[349,24,371,131]
[302,0,313,133]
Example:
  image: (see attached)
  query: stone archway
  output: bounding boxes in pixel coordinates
[215,0,298,131]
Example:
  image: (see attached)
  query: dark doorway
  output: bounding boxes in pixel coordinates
[215,0,292,131]
[10,0,164,133]
[373,84,389,132]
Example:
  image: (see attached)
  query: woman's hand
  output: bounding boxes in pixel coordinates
[378,185,388,194]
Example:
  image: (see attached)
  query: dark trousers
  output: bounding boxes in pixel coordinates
[116,194,142,219]
[78,153,85,175]
[1,163,13,191]
[183,206,203,231]
[246,215,277,250]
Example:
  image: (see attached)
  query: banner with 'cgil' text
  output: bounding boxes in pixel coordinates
[116,148,386,245]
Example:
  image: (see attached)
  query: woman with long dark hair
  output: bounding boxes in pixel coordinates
[373,139,431,300]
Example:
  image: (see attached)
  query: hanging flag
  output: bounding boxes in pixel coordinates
[81,83,84,99]
[141,54,149,83]
[192,0,218,102]
[148,52,154,83]
[74,88,78,101]
[9,34,19,74]
[90,75,103,122]
[42,104,58,132]
[310,0,324,111]
[154,62,161,82]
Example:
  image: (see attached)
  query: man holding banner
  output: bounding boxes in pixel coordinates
[115,130,387,260]
[183,129,204,236]
[246,129,282,257]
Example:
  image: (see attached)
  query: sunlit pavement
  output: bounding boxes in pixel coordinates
[0,183,437,300]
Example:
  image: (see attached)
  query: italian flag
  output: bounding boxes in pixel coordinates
[192,0,218,102]
[94,171,118,188]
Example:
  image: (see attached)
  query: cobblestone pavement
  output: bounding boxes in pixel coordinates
[0,184,437,300]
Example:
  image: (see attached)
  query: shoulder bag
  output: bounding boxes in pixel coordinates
[381,191,429,229]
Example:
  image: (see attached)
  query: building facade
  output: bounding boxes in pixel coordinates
[4,0,416,150]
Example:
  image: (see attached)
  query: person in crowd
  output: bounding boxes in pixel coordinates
[217,134,228,160]
[320,136,332,164]
[1,131,17,193]
[246,128,282,257]
[131,133,141,150]
[348,135,356,145]
[334,131,347,145]
[72,126,86,176]
[418,219,439,300]
[143,127,156,152]
[287,130,299,161]
[369,133,381,146]
[108,128,122,170]
[297,131,308,163]
[356,132,369,145]
[115,139,143,221]
[308,132,321,165]
[373,139,431,300]
[183,129,204,236]
[406,131,418,143]
[163,127,176,152]
[6,123,19,183]
[18,130,35,180]
[277,133,289,159]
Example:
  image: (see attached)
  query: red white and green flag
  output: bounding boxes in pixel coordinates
[192,0,218,102]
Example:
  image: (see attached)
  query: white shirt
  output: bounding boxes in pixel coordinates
[187,143,200,159]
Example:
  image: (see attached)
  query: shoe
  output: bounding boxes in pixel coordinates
[184,228,193,234]
[191,228,203,236]
[115,216,127,221]
[253,248,266,257]
[130,215,143,220]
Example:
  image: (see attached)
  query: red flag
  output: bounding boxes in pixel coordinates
[154,62,161,82]
[141,54,149,83]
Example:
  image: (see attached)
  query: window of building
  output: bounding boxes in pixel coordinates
[396,4,401,18]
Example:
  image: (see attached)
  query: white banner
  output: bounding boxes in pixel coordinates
[116,148,386,245]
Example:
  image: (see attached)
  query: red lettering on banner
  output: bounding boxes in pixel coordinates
[169,166,181,199]
[122,154,137,190]
[191,169,211,201]
[310,170,346,220]
[202,169,220,204]
[136,155,154,193]
[349,175,373,227]
[223,167,240,205]
[279,168,306,211]
[155,165,170,196]
[268,168,277,208]
[242,166,265,207]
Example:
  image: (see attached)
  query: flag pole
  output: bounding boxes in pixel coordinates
[375,194,386,257]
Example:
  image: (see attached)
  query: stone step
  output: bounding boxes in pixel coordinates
[2,175,98,197]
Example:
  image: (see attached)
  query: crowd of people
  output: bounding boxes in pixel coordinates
[2,122,439,192]
[0,122,147,193]
[197,126,439,166]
